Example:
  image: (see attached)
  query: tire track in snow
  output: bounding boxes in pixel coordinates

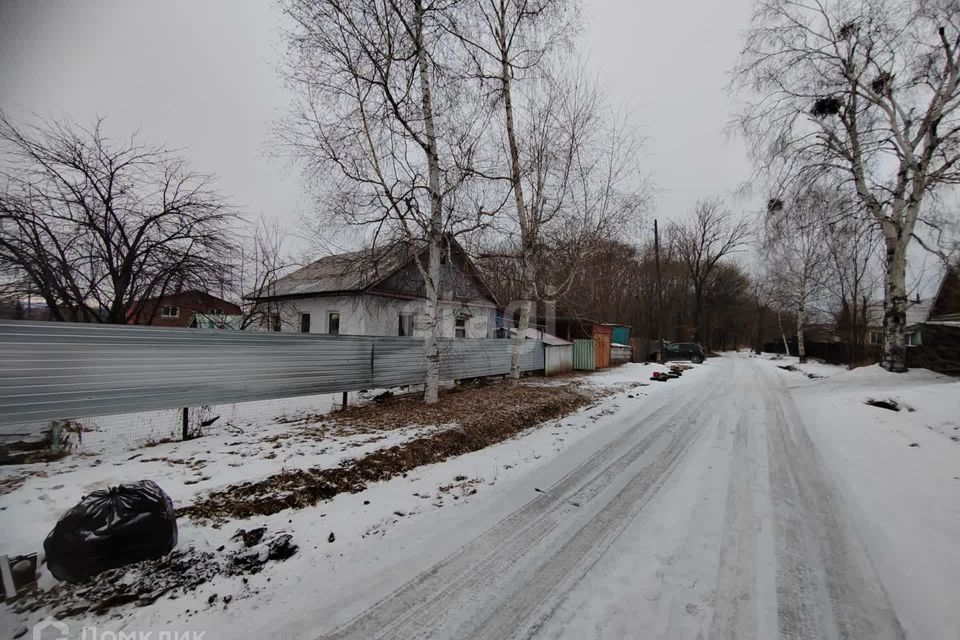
[708,398,761,639]
[324,367,732,640]
[762,366,905,640]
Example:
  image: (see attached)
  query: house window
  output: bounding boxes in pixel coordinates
[869,330,883,345]
[161,305,179,319]
[455,314,468,339]
[907,330,921,347]
[269,313,281,332]
[300,313,311,334]
[398,313,414,337]
[327,311,340,336]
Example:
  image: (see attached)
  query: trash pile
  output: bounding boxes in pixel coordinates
[7,480,298,619]
[650,364,692,382]
[44,480,178,583]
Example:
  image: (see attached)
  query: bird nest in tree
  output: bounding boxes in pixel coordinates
[811,96,842,118]
[870,72,894,95]
[838,21,858,40]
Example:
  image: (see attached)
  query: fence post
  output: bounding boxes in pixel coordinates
[181,407,189,440]
[48,420,64,454]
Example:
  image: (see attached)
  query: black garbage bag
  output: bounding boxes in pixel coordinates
[43,480,178,583]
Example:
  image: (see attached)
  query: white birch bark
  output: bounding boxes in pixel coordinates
[777,310,791,356]
[414,0,444,403]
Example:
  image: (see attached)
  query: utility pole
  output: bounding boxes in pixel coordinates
[654,219,665,362]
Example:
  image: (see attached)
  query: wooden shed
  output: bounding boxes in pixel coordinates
[593,324,612,369]
[553,316,613,370]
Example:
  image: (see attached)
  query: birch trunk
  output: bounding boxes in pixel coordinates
[511,264,535,382]
[414,0,443,403]
[422,239,441,403]
[796,304,806,363]
[496,17,533,385]
[777,310,790,356]
[881,233,909,373]
[796,277,807,363]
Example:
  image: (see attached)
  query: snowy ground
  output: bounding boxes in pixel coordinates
[2,355,958,639]
[750,349,849,379]
[0,362,689,638]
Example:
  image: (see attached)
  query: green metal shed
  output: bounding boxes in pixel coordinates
[607,324,631,346]
[573,339,596,371]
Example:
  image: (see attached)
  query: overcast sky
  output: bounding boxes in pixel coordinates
[1,0,757,256]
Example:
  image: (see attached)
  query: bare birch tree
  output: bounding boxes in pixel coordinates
[0,113,236,324]
[444,0,576,383]
[734,0,960,371]
[764,190,831,363]
[823,195,880,363]
[280,0,494,402]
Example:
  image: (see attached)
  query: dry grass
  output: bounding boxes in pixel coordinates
[179,381,593,523]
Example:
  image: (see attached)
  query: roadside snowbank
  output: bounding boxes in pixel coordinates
[786,362,960,639]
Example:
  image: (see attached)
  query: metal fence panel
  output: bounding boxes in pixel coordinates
[572,339,596,371]
[0,321,544,426]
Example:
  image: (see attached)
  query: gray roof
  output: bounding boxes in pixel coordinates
[249,239,501,306]
[252,245,414,299]
[510,327,573,346]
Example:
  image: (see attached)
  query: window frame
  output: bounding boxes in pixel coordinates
[160,305,180,319]
[398,312,415,337]
[454,314,468,339]
[299,312,311,334]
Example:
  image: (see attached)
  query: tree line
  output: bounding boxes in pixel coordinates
[2,0,957,407]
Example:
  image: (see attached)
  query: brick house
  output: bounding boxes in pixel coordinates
[128,291,241,328]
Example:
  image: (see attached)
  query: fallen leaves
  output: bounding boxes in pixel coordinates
[178,382,593,523]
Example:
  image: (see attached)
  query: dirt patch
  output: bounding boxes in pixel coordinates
[179,382,593,523]
[11,530,297,618]
[0,469,49,496]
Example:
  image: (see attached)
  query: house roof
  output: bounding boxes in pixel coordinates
[257,246,410,298]
[130,290,241,316]
[250,238,501,306]
[509,327,573,346]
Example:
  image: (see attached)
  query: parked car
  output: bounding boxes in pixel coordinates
[660,342,705,364]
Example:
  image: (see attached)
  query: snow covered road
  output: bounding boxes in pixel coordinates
[324,355,908,640]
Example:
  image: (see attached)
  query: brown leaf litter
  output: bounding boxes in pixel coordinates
[178,382,593,523]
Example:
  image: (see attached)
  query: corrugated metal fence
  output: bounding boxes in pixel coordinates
[0,321,544,427]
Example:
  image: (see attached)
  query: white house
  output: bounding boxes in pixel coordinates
[247,239,501,338]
